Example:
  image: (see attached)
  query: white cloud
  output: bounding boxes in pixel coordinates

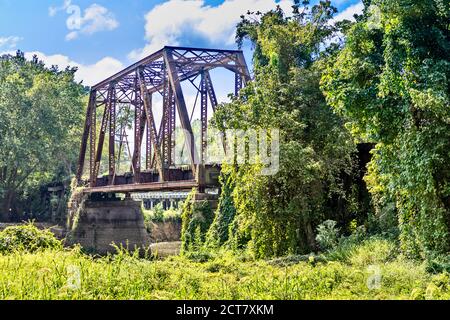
[74,4,119,37]
[128,0,294,61]
[48,0,72,17]
[0,36,22,49]
[49,1,119,41]
[333,1,364,22]
[1,51,124,86]
[65,31,79,41]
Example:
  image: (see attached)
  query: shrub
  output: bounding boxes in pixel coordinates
[142,203,181,227]
[322,0,450,259]
[181,190,214,253]
[183,250,215,263]
[152,203,165,221]
[316,220,340,252]
[205,172,236,249]
[348,239,397,267]
[426,254,450,274]
[0,223,62,253]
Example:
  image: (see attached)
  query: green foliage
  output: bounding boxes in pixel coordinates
[346,238,397,267]
[0,223,62,254]
[426,254,450,274]
[153,203,165,221]
[141,203,182,237]
[321,0,450,258]
[0,241,449,299]
[316,220,340,251]
[205,172,236,249]
[212,2,361,258]
[181,190,215,253]
[0,51,86,220]
[142,203,166,223]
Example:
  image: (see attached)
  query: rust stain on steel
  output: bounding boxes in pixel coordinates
[83,180,198,194]
[76,46,250,193]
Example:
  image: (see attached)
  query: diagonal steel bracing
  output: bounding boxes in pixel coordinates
[76,46,250,192]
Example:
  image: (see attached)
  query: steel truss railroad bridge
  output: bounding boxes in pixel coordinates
[76,46,250,194]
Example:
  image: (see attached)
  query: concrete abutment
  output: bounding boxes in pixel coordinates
[67,198,150,254]
[66,190,219,255]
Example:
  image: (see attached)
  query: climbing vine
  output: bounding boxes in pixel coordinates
[321,0,450,258]
[205,171,237,249]
[181,189,214,253]
[210,2,363,258]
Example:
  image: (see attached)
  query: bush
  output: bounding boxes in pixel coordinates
[183,250,215,263]
[348,239,397,267]
[152,203,165,222]
[142,203,182,226]
[181,190,214,253]
[316,220,340,252]
[426,255,450,274]
[0,223,62,253]
[205,172,236,249]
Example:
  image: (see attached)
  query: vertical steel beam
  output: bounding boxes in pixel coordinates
[92,97,111,185]
[169,92,176,166]
[132,90,149,172]
[163,49,198,174]
[108,85,116,183]
[151,113,164,169]
[138,68,165,181]
[76,90,96,184]
[145,93,152,171]
[89,97,97,187]
[133,85,143,183]
[204,71,228,155]
[235,72,243,97]
[200,71,208,164]
[162,79,172,167]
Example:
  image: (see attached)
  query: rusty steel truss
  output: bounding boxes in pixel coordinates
[76,46,250,193]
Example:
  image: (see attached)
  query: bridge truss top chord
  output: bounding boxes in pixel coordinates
[76,46,250,194]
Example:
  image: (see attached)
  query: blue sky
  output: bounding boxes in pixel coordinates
[0,0,363,86]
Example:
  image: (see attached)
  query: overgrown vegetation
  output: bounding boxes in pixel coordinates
[0,52,86,221]
[0,0,448,301]
[0,231,449,299]
[206,172,236,249]
[201,1,367,258]
[321,0,450,259]
[176,0,450,264]
[142,203,182,224]
[181,190,215,253]
[0,223,62,254]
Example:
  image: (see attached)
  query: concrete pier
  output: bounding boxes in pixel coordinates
[67,199,150,254]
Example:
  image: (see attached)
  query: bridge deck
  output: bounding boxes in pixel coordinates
[83,180,198,194]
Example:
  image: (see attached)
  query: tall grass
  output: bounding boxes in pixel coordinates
[0,239,449,300]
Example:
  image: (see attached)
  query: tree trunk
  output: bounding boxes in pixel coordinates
[305,220,317,250]
[1,189,15,222]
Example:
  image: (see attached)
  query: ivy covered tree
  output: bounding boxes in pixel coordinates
[209,1,362,258]
[0,51,86,221]
[321,0,450,258]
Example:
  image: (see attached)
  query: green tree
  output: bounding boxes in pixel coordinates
[205,172,237,248]
[181,189,214,253]
[0,52,86,221]
[321,0,450,257]
[211,1,359,257]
